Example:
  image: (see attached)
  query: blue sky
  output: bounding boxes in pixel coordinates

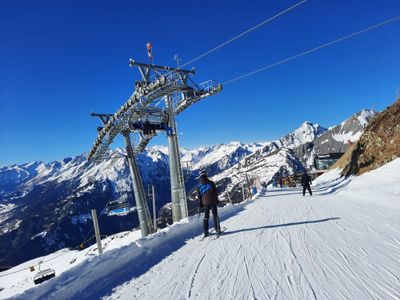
[0,0,399,166]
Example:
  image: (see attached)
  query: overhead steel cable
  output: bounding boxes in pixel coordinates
[223,15,400,85]
[163,0,307,75]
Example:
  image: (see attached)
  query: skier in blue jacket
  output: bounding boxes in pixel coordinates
[196,171,221,237]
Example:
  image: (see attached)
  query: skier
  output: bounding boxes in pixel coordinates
[143,119,150,135]
[196,171,221,237]
[301,171,313,196]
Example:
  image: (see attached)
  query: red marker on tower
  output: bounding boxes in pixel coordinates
[146,42,153,64]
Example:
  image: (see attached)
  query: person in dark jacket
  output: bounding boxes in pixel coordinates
[301,172,313,196]
[196,171,221,237]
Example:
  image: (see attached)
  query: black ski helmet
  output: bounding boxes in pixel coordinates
[197,170,207,179]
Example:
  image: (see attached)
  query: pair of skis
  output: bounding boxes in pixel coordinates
[199,226,227,241]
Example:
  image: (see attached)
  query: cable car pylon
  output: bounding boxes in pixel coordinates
[88,57,222,236]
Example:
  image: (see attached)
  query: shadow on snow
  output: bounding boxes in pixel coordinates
[263,177,352,197]
[222,217,340,236]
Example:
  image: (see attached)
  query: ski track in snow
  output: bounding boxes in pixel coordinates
[1,161,400,300]
[102,190,399,300]
[102,192,398,300]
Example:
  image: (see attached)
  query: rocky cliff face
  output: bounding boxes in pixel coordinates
[342,99,400,176]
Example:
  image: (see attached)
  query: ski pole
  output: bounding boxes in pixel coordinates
[192,206,201,239]
[216,214,221,233]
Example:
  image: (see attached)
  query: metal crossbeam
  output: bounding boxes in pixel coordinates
[175,81,222,115]
[133,134,157,155]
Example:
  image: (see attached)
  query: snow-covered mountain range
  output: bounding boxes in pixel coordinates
[0,109,377,267]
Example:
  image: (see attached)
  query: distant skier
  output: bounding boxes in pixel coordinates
[143,119,150,135]
[301,172,313,196]
[196,171,221,237]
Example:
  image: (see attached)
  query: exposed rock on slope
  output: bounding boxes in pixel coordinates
[343,99,400,176]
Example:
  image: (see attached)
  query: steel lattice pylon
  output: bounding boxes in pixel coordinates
[88,59,222,236]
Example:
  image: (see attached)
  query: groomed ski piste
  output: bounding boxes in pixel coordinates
[1,160,400,300]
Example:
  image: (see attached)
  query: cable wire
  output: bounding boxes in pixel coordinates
[223,15,400,85]
[172,0,308,71]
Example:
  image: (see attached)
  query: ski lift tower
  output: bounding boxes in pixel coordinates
[88,58,221,237]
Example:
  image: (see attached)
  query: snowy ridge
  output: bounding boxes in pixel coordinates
[181,141,266,175]
[276,122,327,149]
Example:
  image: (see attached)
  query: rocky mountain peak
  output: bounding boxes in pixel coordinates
[342,99,399,176]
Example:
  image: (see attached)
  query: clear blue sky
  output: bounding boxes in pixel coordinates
[1,0,399,166]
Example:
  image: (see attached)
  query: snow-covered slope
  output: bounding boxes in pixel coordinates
[1,159,399,299]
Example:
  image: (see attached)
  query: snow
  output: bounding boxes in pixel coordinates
[212,148,299,186]
[332,131,362,143]
[278,122,327,149]
[35,163,53,178]
[187,142,263,170]
[0,203,16,224]
[320,139,329,144]
[357,109,376,127]
[31,231,47,240]
[1,159,400,299]
[0,204,15,216]
[312,168,343,185]
[0,219,21,234]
